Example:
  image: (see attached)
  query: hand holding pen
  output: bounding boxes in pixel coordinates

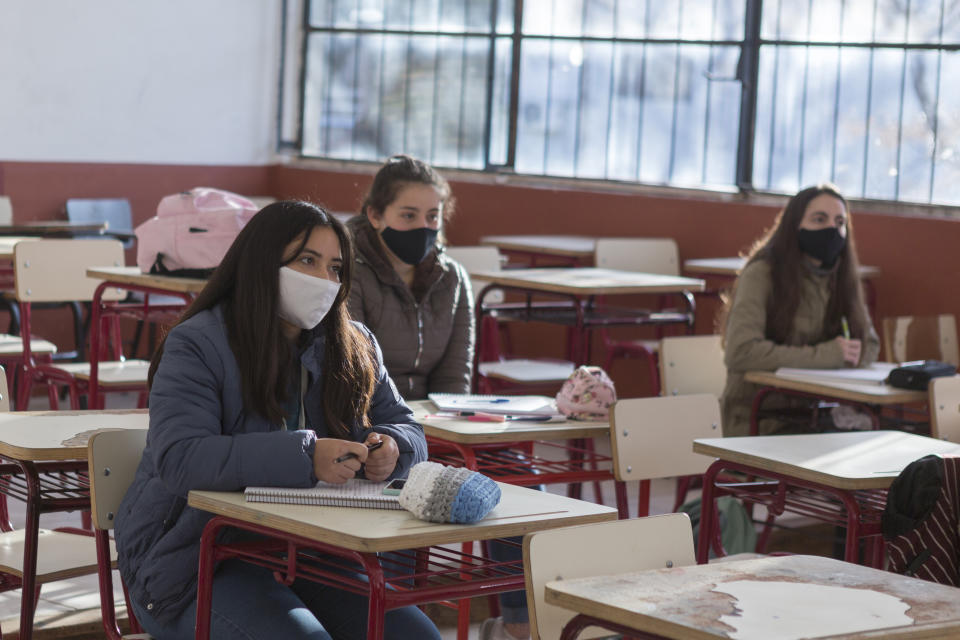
[836,315,862,366]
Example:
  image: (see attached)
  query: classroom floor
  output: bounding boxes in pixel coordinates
[1,392,824,639]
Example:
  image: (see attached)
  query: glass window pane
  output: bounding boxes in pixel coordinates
[833,48,871,197]
[714,0,746,40]
[808,0,844,42]
[680,0,719,40]
[703,46,741,185]
[583,0,615,38]
[799,46,841,188]
[573,42,614,179]
[615,0,650,39]
[863,49,904,200]
[638,44,679,184]
[897,50,939,202]
[647,3,681,39]
[762,0,811,40]
[488,37,513,166]
[521,0,556,36]
[671,45,711,186]
[840,0,878,42]
[754,45,806,193]
[874,0,909,43]
[496,0,515,34]
[932,51,960,204]
[515,39,551,174]
[908,0,945,44]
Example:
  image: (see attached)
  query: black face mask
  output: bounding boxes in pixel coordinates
[798,227,847,268]
[380,226,439,265]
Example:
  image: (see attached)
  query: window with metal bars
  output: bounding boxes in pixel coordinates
[296,0,960,206]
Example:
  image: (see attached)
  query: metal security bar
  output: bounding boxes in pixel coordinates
[295,0,960,205]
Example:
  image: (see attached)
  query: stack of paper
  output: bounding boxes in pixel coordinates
[427,393,559,417]
[773,362,897,386]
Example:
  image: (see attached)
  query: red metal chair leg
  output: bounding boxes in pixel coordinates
[636,479,651,517]
[615,481,629,519]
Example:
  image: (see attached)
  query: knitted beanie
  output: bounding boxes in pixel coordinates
[399,461,501,523]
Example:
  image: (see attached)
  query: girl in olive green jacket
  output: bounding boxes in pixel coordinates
[720,185,879,437]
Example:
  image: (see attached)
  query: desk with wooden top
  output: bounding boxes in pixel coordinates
[692,430,960,565]
[546,554,960,640]
[743,368,929,434]
[85,266,204,409]
[480,235,596,266]
[412,400,614,507]
[0,409,148,640]
[470,267,705,368]
[0,221,108,237]
[188,483,617,640]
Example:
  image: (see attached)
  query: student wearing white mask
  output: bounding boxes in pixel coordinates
[114,201,439,640]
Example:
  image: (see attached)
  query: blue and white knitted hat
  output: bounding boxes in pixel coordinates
[399,462,501,524]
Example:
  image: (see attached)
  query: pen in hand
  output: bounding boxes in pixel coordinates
[334,440,383,464]
[841,316,851,340]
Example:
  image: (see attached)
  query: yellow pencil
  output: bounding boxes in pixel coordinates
[841,316,851,340]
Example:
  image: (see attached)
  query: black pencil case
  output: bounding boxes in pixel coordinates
[886,360,957,391]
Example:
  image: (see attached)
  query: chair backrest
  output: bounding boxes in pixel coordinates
[882,314,959,366]
[930,376,960,443]
[524,513,695,640]
[0,196,12,225]
[88,429,148,531]
[659,334,727,397]
[0,367,9,412]
[14,239,127,303]
[445,245,504,304]
[594,238,679,275]
[610,394,721,482]
[65,198,134,248]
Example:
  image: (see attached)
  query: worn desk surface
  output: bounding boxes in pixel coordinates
[480,235,596,259]
[693,430,960,491]
[0,409,147,461]
[684,257,880,279]
[189,482,616,554]
[546,554,960,640]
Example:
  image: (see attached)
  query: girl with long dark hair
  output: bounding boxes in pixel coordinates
[114,201,440,639]
[720,184,880,437]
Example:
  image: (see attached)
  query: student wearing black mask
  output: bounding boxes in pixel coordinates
[346,155,474,401]
[719,184,879,437]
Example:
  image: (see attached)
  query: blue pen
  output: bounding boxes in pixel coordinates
[461,398,509,404]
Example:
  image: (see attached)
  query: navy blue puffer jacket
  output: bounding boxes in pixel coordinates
[114,306,426,623]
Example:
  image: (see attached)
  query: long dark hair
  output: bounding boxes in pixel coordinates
[721,184,869,345]
[149,201,376,436]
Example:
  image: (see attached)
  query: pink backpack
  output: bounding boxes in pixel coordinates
[135,188,259,276]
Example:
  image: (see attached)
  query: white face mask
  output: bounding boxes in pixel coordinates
[277,266,341,330]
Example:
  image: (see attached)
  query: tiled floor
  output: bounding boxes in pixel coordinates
[0,392,813,639]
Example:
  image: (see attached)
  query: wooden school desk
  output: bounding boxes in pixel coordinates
[0,221,108,237]
[692,431,960,566]
[188,483,617,640]
[480,235,596,266]
[0,409,148,640]
[743,368,928,435]
[546,554,960,640]
[470,267,704,368]
[411,400,614,502]
[85,266,204,409]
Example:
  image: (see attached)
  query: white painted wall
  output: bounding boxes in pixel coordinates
[0,1,281,165]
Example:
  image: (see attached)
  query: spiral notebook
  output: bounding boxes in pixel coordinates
[244,479,403,510]
[427,393,559,417]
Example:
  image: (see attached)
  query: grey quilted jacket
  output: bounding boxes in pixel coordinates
[346,216,474,400]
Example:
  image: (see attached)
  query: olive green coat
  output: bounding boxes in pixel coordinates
[720,259,879,436]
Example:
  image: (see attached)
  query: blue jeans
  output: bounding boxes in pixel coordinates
[130,559,442,640]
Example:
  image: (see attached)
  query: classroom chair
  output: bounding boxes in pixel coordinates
[65,198,136,248]
[88,429,152,639]
[0,196,11,225]
[13,239,150,410]
[882,314,958,366]
[66,197,186,356]
[594,238,694,396]
[658,334,726,398]
[930,376,960,444]
[610,394,721,518]
[446,245,575,394]
[523,513,695,640]
[0,368,119,640]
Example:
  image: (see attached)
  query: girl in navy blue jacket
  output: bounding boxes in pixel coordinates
[114,201,439,640]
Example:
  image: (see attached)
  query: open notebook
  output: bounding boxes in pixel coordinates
[244,479,403,510]
[427,393,559,417]
[774,362,898,386]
